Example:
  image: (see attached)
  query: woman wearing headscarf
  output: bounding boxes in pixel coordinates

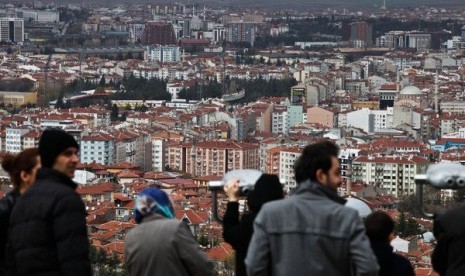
[223,174,284,276]
[124,188,213,276]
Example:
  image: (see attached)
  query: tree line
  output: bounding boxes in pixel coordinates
[178,77,297,103]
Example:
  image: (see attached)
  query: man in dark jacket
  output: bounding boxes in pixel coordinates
[432,206,465,276]
[8,129,91,276]
[223,174,284,276]
[364,211,414,276]
[245,141,378,276]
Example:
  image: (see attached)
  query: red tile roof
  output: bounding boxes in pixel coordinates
[102,241,125,255]
[114,193,132,202]
[77,182,118,195]
[117,170,141,178]
[175,210,209,225]
[354,155,429,165]
[207,242,234,261]
[97,221,134,232]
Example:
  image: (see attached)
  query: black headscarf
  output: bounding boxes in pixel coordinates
[247,174,284,213]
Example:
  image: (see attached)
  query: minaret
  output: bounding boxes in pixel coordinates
[381,0,387,10]
[434,70,439,113]
[396,68,400,92]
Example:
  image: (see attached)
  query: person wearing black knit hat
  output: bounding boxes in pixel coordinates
[8,128,91,276]
[223,173,284,276]
[39,128,80,170]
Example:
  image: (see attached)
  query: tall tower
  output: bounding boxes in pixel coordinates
[396,68,400,92]
[381,0,387,10]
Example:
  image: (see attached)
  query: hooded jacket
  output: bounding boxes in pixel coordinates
[245,180,379,276]
[223,174,283,276]
[8,168,91,276]
[432,206,465,276]
[370,242,414,276]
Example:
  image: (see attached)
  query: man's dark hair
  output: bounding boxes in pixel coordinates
[294,141,339,183]
[364,211,395,242]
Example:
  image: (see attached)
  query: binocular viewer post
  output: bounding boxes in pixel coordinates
[209,181,224,223]
[207,170,265,223]
[415,163,465,218]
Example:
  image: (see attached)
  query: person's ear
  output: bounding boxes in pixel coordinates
[316,169,326,184]
[388,232,395,242]
[20,171,29,184]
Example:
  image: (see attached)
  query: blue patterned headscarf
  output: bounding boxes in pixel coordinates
[134,188,175,224]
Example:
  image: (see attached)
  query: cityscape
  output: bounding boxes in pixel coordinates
[1,0,465,275]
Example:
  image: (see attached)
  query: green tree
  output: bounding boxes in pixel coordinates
[198,234,209,247]
[56,92,65,109]
[111,104,119,121]
[116,52,124,61]
[120,111,128,121]
[404,218,421,237]
[395,211,407,237]
[99,76,106,87]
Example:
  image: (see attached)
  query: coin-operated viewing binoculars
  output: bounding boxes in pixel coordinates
[415,162,465,218]
[208,169,264,222]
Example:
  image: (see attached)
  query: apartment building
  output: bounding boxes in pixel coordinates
[166,140,259,177]
[80,133,115,165]
[351,155,428,197]
[279,147,302,191]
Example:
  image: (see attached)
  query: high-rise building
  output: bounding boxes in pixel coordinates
[226,22,255,46]
[349,21,373,47]
[213,24,226,43]
[0,17,24,43]
[141,22,176,45]
[174,19,191,39]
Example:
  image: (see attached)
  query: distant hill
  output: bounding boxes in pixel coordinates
[10,0,465,8]
[229,0,465,9]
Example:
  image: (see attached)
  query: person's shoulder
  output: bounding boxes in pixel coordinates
[392,253,414,273]
[259,197,289,213]
[437,205,465,228]
[442,205,465,219]
[144,217,182,232]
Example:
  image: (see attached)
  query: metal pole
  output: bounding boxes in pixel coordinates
[415,174,434,218]
[211,191,223,222]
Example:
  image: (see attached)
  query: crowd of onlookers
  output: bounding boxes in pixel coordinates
[0,131,463,276]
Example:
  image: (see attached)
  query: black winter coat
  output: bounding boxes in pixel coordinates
[370,242,414,276]
[0,190,19,276]
[432,206,465,276]
[222,174,284,276]
[8,168,91,276]
[223,202,256,276]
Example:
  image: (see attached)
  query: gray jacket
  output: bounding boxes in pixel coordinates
[124,214,213,276]
[245,180,379,276]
